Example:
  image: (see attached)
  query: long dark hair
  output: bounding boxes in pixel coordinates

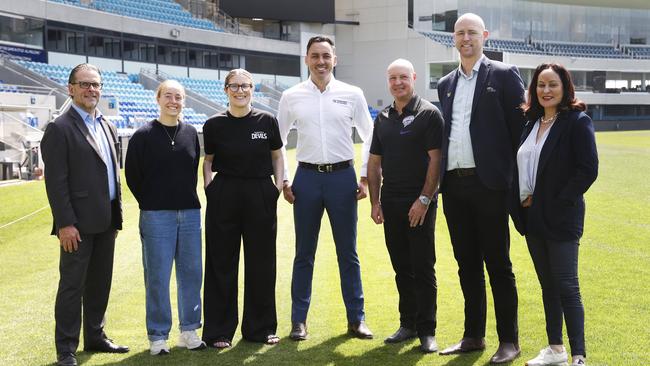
[522,63,586,122]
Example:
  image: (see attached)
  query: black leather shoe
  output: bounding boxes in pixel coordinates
[348,321,373,339]
[439,337,486,355]
[56,352,77,366]
[384,327,417,343]
[289,322,308,341]
[84,338,130,353]
[490,342,520,364]
[419,335,438,353]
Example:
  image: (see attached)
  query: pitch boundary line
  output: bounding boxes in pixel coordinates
[0,205,49,230]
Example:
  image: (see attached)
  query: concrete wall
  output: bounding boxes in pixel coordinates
[2,0,301,56]
[0,92,56,128]
[334,0,433,110]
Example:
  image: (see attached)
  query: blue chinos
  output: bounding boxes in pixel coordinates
[290,165,365,323]
[139,209,203,341]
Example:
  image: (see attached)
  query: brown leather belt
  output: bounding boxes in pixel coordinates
[448,168,476,177]
[299,160,352,173]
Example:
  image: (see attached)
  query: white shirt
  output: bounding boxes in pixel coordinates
[446,56,484,171]
[517,120,552,202]
[278,76,373,180]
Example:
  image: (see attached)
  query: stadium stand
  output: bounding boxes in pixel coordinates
[0,81,21,93]
[624,45,650,59]
[421,30,632,59]
[539,42,628,59]
[176,77,266,107]
[16,61,209,131]
[47,0,223,32]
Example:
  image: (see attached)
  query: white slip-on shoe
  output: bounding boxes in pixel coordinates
[150,340,170,356]
[525,346,568,366]
[178,330,207,350]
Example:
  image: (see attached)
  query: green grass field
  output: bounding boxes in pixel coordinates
[0,131,648,366]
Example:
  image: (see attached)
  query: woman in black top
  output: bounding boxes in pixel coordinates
[514,63,598,366]
[201,69,284,348]
[125,80,206,355]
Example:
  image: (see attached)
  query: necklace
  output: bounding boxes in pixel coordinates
[161,122,179,149]
[540,112,559,125]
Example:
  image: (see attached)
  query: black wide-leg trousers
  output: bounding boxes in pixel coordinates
[202,175,279,344]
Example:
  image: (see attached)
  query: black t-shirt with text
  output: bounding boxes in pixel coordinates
[203,109,283,178]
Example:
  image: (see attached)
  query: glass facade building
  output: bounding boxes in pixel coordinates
[415,0,650,45]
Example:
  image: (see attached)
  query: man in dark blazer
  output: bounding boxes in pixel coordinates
[436,13,526,364]
[41,63,129,366]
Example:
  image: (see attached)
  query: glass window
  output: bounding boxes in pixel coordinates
[171,47,186,66]
[219,53,233,69]
[0,15,44,48]
[157,45,171,64]
[47,29,64,52]
[64,30,84,54]
[123,40,137,60]
[188,49,202,67]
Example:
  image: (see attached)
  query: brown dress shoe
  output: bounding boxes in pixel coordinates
[289,322,308,341]
[490,342,520,364]
[439,337,486,355]
[348,320,373,339]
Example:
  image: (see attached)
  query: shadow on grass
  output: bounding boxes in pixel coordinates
[97,333,433,366]
[438,351,485,366]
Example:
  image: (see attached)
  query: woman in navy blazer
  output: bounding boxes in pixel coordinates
[513,63,598,366]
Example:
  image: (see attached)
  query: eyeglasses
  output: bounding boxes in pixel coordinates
[226,83,253,92]
[71,81,103,90]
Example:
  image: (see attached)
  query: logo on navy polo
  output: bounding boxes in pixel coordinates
[251,131,267,139]
[332,99,348,105]
[402,115,415,128]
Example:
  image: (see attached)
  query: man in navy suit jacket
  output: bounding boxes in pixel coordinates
[436,13,526,364]
[41,64,128,366]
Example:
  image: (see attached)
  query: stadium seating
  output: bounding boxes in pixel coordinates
[368,106,379,120]
[47,0,223,32]
[177,77,266,107]
[0,81,21,93]
[540,42,627,59]
[625,46,650,59]
[15,61,208,131]
[421,30,632,59]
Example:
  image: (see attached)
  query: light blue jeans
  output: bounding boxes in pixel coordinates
[140,209,203,341]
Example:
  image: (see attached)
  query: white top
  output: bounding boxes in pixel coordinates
[517,120,552,202]
[446,56,484,171]
[278,76,374,180]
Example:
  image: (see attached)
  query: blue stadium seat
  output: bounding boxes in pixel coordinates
[47,0,225,33]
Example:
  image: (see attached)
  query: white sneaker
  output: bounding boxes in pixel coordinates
[526,346,569,366]
[571,359,586,365]
[178,330,207,350]
[150,339,170,355]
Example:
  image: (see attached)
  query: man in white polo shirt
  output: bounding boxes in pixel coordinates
[278,35,374,341]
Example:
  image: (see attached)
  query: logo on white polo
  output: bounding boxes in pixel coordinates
[251,131,267,139]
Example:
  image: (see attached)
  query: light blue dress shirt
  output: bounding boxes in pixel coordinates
[71,103,117,200]
[446,55,484,171]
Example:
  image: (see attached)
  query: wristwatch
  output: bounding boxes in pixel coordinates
[418,195,431,206]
